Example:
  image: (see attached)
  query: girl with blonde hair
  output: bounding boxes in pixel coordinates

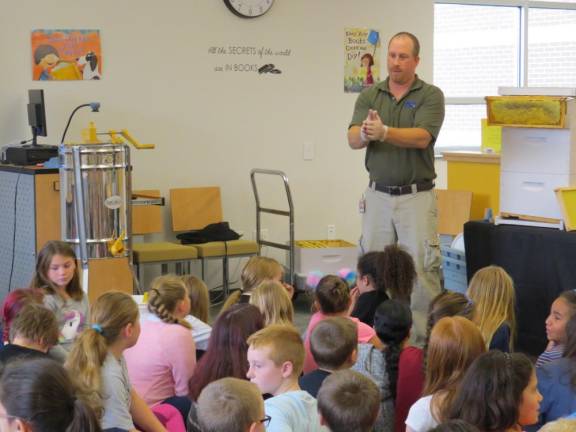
[406,316,486,432]
[250,280,294,326]
[66,291,166,432]
[124,275,196,422]
[181,275,212,352]
[221,256,293,311]
[467,265,516,352]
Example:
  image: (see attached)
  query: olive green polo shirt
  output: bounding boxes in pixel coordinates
[349,76,445,186]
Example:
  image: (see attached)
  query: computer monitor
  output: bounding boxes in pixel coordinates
[27,89,47,146]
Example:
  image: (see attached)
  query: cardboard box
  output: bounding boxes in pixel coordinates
[294,240,357,275]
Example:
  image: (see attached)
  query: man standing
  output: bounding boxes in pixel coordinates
[348,32,445,344]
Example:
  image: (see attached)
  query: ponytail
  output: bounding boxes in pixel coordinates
[357,246,416,303]
[373,300,413,400]
[220,290,242,314]
[376,245,416,303]
[148,275,192,329]
[65,291,139,416]
[65,328,108,415]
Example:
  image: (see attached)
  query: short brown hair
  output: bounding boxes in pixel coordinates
[317,370,380,432]
[315,275,350,314]
[197,377,263,432]
[10,303,59,347]
[310,317,357,369]
[389,31,420,57]
[247,324,304,377]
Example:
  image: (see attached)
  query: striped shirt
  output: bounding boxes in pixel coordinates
[536,343,565,368]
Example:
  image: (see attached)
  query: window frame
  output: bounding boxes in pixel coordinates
[434,0,576,153]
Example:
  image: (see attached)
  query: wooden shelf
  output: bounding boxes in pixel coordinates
[442,151,500,165]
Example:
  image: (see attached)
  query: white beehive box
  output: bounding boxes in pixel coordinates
[294,240,357,275]
[491,90,576,222]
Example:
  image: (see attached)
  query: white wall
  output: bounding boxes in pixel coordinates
[0,0,436,273]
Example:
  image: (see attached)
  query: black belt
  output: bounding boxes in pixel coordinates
[369,180,434,196]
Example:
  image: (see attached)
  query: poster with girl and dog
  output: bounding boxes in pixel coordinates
[31,29,102,81]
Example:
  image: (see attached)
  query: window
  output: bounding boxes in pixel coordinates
[434,1,576,152]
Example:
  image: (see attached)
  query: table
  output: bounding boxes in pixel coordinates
[464,220,576,355]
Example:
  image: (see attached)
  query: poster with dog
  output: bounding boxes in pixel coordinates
[31,29,102,81]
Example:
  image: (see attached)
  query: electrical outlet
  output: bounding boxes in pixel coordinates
[303,141,315,160]
[327,224,336,240]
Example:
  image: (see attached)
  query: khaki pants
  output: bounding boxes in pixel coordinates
[360,187,442,346]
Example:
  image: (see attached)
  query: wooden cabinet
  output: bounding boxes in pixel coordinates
[442,151,501,221]
[0,165,60,296]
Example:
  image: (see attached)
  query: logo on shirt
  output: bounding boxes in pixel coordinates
[404,100,417,109]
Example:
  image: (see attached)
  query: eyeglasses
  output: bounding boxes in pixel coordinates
[259,415,272,427]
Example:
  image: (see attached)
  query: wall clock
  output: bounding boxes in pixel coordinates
[223,0,275,18]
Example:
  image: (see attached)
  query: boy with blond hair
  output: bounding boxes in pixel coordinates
[299,317,358,397]
[197,377,267,432]
[317,369,380,432]
[247,324,327,432]
[0,303,58,364]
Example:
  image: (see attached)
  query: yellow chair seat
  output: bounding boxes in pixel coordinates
[193,240,259,258]
[133,242,198,263]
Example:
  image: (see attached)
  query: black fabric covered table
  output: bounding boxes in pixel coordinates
[464,221,576,356]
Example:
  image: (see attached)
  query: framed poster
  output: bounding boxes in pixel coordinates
[32,29,102,81]
[344,28,380,93]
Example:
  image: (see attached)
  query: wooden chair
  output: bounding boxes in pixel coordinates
[169,187,259,297]
[131,190,198,284]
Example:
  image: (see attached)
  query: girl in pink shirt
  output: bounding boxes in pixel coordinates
[303,274,382,373]
[125,275,196,422]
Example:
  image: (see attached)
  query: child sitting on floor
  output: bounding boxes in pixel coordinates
[467,265,516,352]
[125,275,196,421]
[0,303,58,365]
[66,291,166,432]
[181,275,212,353]
[317,369,380,432]
[0,357,101,432]
[196,377,266,432]
[350,244,416,326]
[222,256,293,310]
[448,351,542,432]
[303,275,382,373]
[299,317,357,398]
[537,290,576,368]
[29,240,90,360]
[353,299,424,432]
[247,324,327,431]
[1,288,43,344]
[250,280,294,327]
[406,316,486,432]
